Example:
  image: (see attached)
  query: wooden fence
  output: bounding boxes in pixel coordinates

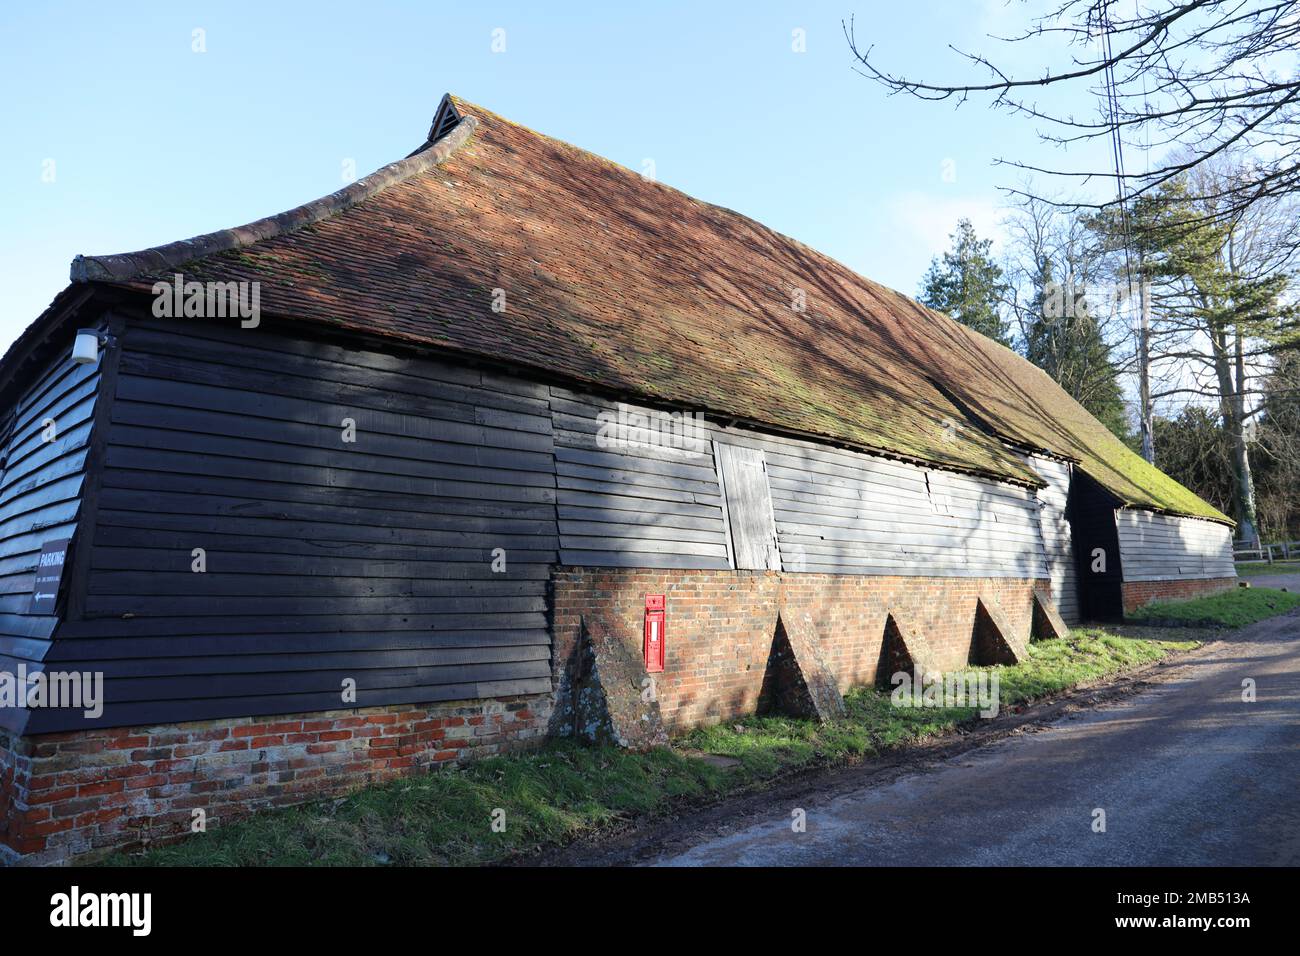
[1234,539,1300,564]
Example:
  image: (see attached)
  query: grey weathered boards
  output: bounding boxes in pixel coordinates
[1116,510,1234,581]
[549,386,731,570]
[713,442,781,571]
[550,389,1051,579]
[1029,456,1080,623]
[707,421,1049,580]
[0,346,100,731]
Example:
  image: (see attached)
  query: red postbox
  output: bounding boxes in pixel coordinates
[644,594,665,673]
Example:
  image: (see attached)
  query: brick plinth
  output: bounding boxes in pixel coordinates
[1122,576,1238,615]
[3,568,1072,864]
[0,694,548,865]
[551,568,1048,733]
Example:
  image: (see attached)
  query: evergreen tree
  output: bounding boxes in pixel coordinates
[919,219,1011,346]
[1152,408,1236,518]
[1023,256,1131,441]
[1002,198,1132,442]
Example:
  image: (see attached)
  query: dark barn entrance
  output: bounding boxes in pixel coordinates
[1068,471,1124,622]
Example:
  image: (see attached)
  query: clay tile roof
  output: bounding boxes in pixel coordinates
[60,93,1229,523]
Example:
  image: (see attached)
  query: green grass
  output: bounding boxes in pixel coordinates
[683,628,1195,773]
[1235,560,1300,578]
[109,742,730,867]
[107,629,1199,868]
[1128,585,1300,628]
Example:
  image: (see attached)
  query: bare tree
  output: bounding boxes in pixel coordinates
[1001,193,1135,439]
[850,2,1300,533]
[1125,152,1299,540]
[847,1,1300,231]
[1255,353,1300,537]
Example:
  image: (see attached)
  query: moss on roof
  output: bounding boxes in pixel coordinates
[73,94,1228,523]
[937,321,1229,521]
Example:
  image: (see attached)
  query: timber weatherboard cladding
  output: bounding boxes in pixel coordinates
[1029,456,1080,623]
[38,317,557,730]
[705,422,1048,579]
[4,313,1225,733]
[549,388,1048,580]
[1115,510,1234,582]
[0,345,101,730]
[550,387,733,570]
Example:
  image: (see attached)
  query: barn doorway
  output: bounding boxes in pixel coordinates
[1068,471,1125,621]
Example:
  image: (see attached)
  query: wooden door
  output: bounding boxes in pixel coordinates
[714,442,781,571]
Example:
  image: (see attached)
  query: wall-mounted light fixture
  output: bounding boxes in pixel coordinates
[72,328,112,366]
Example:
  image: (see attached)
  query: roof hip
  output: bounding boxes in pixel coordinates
[69,113,479,284]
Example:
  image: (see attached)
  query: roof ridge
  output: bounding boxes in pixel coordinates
[69,111,479,284]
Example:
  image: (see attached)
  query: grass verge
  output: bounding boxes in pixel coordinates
[1234,560,1300,577]
[108,628,1197,868]
[684,627,1196,776]
[1128,585,1300,628]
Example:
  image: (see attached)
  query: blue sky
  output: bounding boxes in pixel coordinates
[0,0,1115,352]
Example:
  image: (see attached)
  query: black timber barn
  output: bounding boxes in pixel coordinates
[0,95,1235,862]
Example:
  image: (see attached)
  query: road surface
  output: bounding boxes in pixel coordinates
[650,611,1300,866]
[1238,569,1300,593]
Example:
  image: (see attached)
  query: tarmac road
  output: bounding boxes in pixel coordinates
[651,610,1300,866]
[1238,571,1300,593]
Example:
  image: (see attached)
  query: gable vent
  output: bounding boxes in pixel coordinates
[427,95,462,144]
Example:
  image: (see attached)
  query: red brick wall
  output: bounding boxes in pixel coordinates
[551,568,1047,732]
[0,695,548,865]
[1122,576,1237,615]
[2,568,1062,863]
[0,729,23,861]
